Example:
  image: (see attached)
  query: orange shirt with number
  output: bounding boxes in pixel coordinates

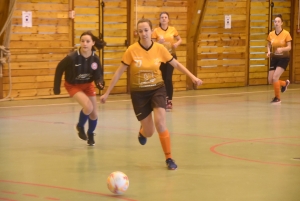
[267,29,292,58]
[122,41,173,91]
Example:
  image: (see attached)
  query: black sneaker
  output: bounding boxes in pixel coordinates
[76,125,87,140]
[270,97,281,104]
[87,133,95,146]
[281,80,290,93]
[138,126,147,145]
[166,158,177,170]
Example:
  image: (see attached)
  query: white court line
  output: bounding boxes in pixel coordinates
[0,88,299,109]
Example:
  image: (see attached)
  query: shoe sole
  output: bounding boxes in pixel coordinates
[271,101,281,104]
[282,80,290,93]
[167,167,177,170]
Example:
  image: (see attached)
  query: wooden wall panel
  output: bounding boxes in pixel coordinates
[2,0,72,99]
[102,0,128,94]
[293,0,300,83]
[197,0,248,89]
[248,0,269,85]
[135,0,188,92]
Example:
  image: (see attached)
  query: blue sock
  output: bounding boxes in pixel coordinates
[87,118,98,134]
[78,110,89,127]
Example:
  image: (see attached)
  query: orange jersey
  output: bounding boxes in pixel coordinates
[267,29,292,58]
[152,26,179,54]
[122,41,173,91]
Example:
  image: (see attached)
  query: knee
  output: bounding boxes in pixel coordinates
[155,122,166,134]
[272,77,279,83]
[268,78,273,84]
[89,110,98,120]
[83,104,93,115]
[143,128,155,137]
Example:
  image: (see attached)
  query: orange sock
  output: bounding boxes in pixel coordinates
[273,80,280,99]
[139,127,145,136]
[159,129,172,159]
[279,80,286,87]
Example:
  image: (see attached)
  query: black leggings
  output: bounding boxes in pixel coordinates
[160,54,177,100]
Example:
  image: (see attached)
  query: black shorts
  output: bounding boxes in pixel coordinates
[130,87,166,121]
[269,57,290,71]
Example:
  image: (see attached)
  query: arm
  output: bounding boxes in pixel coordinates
[173,35,182,49]
[53,57,68,95]
[94,60,105,90]
[100,63,128,103]
[169,59,203,86]
[276,41,291,54]
[267,41,271,57]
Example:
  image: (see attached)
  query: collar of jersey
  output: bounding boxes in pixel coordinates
[275,29,283,36]
[77,48,95,58]
[138,40,153,51]
[160,25,169,31]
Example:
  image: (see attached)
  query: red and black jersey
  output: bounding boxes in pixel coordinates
[53,49,103,94]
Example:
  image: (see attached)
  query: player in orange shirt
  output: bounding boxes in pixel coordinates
[152,12,182,110]
[267,14,292,104]
[100,18,203,170]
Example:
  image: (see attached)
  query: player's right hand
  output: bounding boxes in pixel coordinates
[193,78,203,86]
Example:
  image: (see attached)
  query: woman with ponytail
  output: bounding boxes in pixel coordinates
[53,31,106,146]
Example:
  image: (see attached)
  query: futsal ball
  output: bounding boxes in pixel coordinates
[107,171,129,194]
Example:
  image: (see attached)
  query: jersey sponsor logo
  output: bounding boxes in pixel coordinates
[138,70,156,88]
[76,74,92,80]
[134,60,142,67]
[154,58,160,66]
[91,62,98,70]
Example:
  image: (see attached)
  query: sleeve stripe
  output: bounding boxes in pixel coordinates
[121,61,130,66]
[167,57,174,63]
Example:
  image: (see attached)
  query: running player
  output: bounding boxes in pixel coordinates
[53,31,105,146]
[267,14,292,104]
[100,18,203,170]
[152,12,182,110]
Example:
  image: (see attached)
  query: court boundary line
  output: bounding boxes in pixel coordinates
[0,88,299,109]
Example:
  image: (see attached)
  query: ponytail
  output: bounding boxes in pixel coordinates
[80,31,106,51]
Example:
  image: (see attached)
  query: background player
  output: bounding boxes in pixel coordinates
[152,12,182,110]
[53,31,105,146]
[267,14,292,104]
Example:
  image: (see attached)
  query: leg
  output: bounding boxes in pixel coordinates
[138,113,155,145]
[164,62,174,101]
[73,91,94,115]
[153,107,177,170]
[139,114,155,137]
[87,96,98,146]
[270,67,285,103]
[73,91,94,140]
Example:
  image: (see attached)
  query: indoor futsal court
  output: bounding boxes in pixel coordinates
[1,0,300,200]
[1,85,300,201]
